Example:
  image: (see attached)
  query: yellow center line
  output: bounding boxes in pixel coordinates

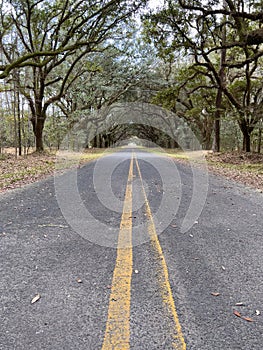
[102,153,134,350]
[134,153,186,350]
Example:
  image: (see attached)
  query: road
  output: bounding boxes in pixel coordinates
[0,148,262,349]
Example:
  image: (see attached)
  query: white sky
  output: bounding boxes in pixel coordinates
[148,0,164,10]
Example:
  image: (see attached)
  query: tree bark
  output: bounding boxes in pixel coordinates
[213,5,227,153]
[240,122,252,152]
[16,89,22,156]
[31,116,45,152]
[243,132,251,152]
[257,127,262,154]
[213,98,221,152]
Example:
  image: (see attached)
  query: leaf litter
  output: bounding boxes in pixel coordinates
[233,309,255,322]
[0,149,104,193]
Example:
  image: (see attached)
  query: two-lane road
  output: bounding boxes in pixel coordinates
[0,148,262,349]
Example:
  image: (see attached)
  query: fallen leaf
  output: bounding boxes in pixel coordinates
[76,278,82,283]
[211,292,220,296]
[31,294,41,304]
[242,316,254,322]
[233,310,255,322]
[233,310,241,318]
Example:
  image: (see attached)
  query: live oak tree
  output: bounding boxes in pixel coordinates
[0,0,146,151]
[151,65,216,150]
[102,123,179,148]
[143,0,263,152]
[52,31,157,148]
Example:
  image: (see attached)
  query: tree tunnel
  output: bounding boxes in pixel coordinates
[89,123,179,148]
[61,102,201,152]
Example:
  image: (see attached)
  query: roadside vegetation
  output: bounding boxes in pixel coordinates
[1,147,262,193]
[165,150,263,192]
[1,0,263,154]
[0,149,105,193]
[0,0,263,192]
[206,152,263,192]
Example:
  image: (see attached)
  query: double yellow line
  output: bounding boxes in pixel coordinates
[102,152,186,350]
[101,154,133,350]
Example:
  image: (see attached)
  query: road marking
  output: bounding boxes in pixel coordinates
[134,154,186,350]
[102,154,134,350]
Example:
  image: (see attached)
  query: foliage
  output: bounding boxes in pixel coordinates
[1,0,263,153]
[143,0,263,151]
[0,0,147,151]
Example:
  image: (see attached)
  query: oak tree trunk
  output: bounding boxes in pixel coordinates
[240,121,252,152]
[257,128,262,154]
[213,4,226,153]
[31,116,45,152]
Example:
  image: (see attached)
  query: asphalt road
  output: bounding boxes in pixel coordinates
[0,148,262,349]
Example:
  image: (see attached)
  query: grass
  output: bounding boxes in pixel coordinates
[207,160,263,174]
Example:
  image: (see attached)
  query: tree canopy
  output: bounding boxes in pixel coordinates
[0,0,263,153]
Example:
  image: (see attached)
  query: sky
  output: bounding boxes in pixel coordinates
[148,0,164,11]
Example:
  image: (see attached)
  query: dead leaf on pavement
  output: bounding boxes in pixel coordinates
[242,316,254,322]
[31,294,41,304]
[233,310,241,318]
[211,292,220,296]
[233,310,255,322]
